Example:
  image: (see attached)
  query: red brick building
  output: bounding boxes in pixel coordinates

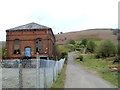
[6,22,56,59]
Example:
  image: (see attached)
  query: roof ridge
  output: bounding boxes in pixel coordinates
[6,22,51,31]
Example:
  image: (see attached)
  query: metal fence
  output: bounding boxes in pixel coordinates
[1,58,65,88]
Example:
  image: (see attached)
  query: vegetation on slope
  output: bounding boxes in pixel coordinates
[75,54,119,87]
[73,39,119,87]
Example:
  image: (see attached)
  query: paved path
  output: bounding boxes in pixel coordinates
[65,52,116,88]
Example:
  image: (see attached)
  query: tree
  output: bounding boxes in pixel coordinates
[86,40,96,53]
[96,40,117,58]
[60,32,63,34]
[80,39,88,47]
[55,45,68,60]
[68,40,76,45]
[2,47,6,59]
[60,51,68,59]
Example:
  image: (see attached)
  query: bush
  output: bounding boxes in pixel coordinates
[86,40,96,53]
[76,55,83,61]
[96,40,117,58]
[55,45,68,60]
[75,48,81,51]
[95,54,101,58]
[60,51,68,59]
[2,47,6,59]
[80,39,88,47]
[65,44,75,52]
[60,51,68,64]
[68,40,76,45]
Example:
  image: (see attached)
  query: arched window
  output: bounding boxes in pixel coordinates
[13,39,20,54]
[35,39,43,54]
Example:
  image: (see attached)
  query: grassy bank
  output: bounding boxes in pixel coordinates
[74,53,119,87]
[51,63,67,88]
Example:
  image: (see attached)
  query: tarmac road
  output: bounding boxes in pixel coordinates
[65,52,117,88]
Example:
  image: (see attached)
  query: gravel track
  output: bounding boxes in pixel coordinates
[65,52,117,88]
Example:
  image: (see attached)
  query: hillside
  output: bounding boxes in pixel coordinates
[55,29,118,44]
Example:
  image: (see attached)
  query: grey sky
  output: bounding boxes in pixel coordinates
[0,0,119,41]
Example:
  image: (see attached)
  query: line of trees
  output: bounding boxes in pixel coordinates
[68,39,117,58]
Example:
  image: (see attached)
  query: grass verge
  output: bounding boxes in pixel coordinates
[51,63,67,88]
[74,53,119,87]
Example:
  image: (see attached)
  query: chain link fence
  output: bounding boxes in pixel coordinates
[0,61,2,90]
[1,58,65,88]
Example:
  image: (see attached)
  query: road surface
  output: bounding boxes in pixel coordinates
[65,52,117,88]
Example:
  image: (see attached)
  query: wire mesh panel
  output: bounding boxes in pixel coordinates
[2,60,19,68]
[1,58,65,88]
[2,68,19,88]
[39,68,45,88]
[0,67,2,90]
[45,68,54,88]
[22,68,37,88]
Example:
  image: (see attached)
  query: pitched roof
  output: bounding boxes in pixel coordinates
[6,22,51,31]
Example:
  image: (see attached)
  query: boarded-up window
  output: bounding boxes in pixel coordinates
[35,39,42,54]
[13,39,20,54]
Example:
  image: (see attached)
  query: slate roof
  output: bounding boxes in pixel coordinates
[6,22,51,31]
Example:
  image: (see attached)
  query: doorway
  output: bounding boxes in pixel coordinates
[25,47,31,56]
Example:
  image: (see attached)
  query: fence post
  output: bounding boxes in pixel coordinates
[36,53,40,88]
[44,60,47,89]
[19,62,23,89]
[53,61,55,83]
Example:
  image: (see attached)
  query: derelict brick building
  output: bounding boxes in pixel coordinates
[6,22,56,59]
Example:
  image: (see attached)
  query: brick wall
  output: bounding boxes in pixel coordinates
[6,29,55,59]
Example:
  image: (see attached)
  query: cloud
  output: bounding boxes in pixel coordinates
[0,0,119,41]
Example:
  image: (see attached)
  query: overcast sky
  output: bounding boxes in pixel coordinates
[0,0,119,41]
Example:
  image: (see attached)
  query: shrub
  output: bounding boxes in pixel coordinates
[60,51,68,64]
[86,40,96,53]
[55,45,66,60]
[95,54,101,58]
[65,44,75,52]
[75,48,81,51]
[76,55,83,61]
[96,40,117,58]
[68,40,76,45]
[60,51,68,59]
[2,47,6,59]
[80,39,88,47]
